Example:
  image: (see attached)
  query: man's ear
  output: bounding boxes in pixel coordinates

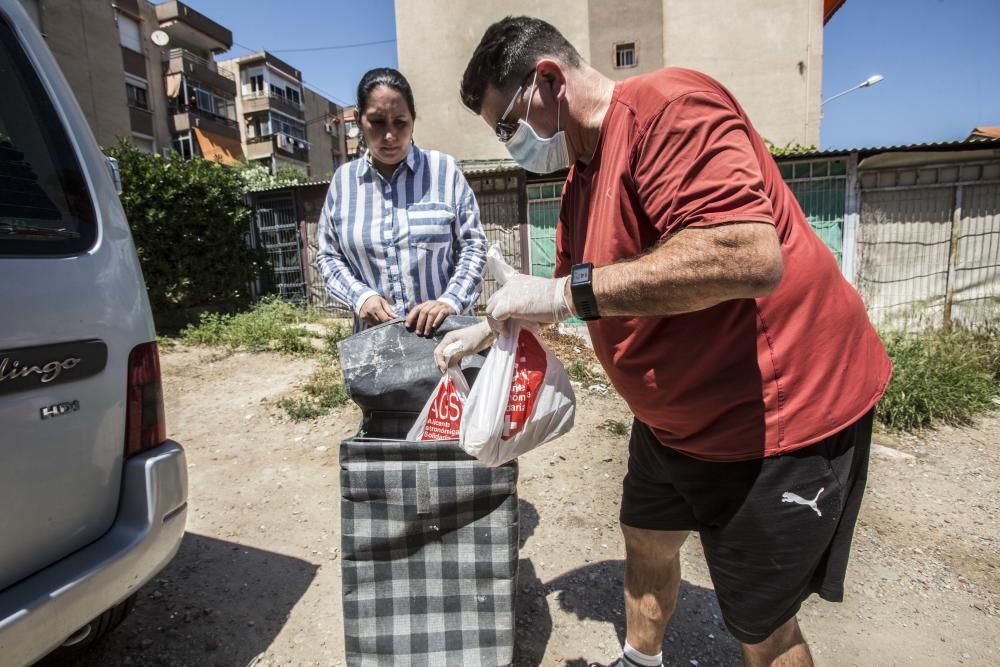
[535,59,567,102]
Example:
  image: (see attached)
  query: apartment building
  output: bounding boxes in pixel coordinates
[343,105,362,159]
[16,0,241,161]
[218,51,313,174]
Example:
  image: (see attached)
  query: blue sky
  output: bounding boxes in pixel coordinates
[821,0,1000,149]
[183,0,998,150]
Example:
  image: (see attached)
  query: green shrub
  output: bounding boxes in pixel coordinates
[104,140,260,315]
[877,327,998,431]
[233,161,309,192]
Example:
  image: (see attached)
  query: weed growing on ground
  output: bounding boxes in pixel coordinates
[279,365,349,422]
[598,419,630,437]
[878,326,998,431]
[566,359,606,385]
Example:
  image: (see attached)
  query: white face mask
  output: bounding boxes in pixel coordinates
[504,73,571,174]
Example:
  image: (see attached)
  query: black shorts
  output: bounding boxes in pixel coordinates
[620,410,874,644]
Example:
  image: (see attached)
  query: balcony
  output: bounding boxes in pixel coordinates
[163,48,235,96]
[155,0,233,54]
[241,90,305,119]
[246,134,310,163]
[170,105,240,142]
[128,106,154,137]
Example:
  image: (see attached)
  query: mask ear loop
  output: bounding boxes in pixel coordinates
[524,71,538,124]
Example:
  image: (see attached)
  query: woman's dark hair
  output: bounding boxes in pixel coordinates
[461,16,582,114]
[356,67,416,119]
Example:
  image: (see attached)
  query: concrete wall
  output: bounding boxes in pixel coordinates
[661,0,822,148]
[394,0,591,161]
[395,0,822,160]
[34,0,132,148]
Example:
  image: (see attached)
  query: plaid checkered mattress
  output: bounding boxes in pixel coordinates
[340,436,519,667]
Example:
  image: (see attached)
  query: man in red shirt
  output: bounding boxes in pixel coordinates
[441,16,891,667]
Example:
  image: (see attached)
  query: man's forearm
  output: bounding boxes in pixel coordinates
[578,222,784,318]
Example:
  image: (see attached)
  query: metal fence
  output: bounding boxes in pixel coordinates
[249,153,1000,331]
[855,160,1000,329]
[251,171,525,316]
[301,218,351,314]
[467,172,524,309]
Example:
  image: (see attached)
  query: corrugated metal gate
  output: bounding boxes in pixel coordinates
[778,158,849,266]
[252,192,307,302]
[855,159,1000,328]
[526,181,563,277]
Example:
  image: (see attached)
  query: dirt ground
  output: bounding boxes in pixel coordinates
[47,342,999,667]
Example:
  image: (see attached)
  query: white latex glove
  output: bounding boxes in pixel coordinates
[486,274,572,323]
[433,319,498,372]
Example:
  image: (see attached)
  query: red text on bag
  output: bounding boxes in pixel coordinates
[501,330,547,441]
[420,374,464,440]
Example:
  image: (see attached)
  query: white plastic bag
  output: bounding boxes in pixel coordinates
[406,366,470,441]
[459,247,576,466]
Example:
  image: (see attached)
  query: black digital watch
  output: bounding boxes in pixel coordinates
[570,262,600,321]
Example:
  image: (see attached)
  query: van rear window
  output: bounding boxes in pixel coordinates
[0,15,97,255]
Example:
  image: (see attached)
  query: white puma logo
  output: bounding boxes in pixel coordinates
[781,488,824,517]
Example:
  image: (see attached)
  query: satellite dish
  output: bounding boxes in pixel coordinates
[347,126,360,139]
[151,30,170,47]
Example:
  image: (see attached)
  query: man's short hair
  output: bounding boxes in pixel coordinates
[460,16,583,114]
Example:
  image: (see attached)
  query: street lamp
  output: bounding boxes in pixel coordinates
[822,74,884,106]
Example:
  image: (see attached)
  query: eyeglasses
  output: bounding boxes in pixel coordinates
[494,71,536,143]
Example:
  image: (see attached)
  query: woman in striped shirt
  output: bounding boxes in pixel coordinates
[316,68,487,335]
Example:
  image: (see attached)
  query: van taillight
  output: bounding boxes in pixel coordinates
[125,341,166,458]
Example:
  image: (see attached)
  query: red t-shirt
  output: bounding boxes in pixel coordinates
[556,68,891,461]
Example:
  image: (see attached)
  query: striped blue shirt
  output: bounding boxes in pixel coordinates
[316,145,487,331]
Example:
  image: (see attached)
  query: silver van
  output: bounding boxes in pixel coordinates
[0,0,187,664]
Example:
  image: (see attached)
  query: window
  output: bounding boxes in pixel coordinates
[286,87,300,105]
[117,15,141,53]
[615,42,636,69]
[173,133,195,160]
[0,16,97,255]
[247,117,264,139]
[184,81,235,123]
[269,112,305,140]
[126,82,148,110]
[249,74,264,94]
